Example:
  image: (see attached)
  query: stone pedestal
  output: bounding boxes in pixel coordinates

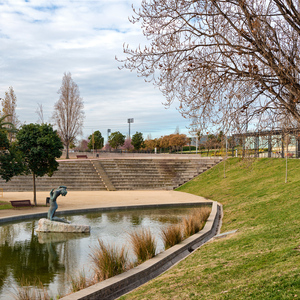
[36,218,90,233]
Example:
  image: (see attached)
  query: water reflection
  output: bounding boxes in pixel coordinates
[0,206,203,299]
[0,222,64,290]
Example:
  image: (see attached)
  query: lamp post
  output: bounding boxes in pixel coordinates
[107,129,111,144]
[127,118,134,139]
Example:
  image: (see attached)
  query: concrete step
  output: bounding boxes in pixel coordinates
[0,158,222,192]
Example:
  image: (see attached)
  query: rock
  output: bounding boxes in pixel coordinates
[36,218,90,233]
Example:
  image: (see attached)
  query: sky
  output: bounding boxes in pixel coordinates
[0,0,192,144]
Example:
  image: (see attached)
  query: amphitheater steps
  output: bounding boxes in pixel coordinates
[0,160,106,192]
[98,158,222,190]
[0,157,222,192]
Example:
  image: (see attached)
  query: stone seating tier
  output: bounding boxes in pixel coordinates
[0,160,106,192]
[0,157,222,192]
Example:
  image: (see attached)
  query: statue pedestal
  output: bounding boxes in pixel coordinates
[36,218,90,233]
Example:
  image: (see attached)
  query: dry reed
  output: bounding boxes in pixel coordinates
[12,278,50,300]
[90,239,128,282]
[129,228,157,263]
[161,224,183,250]
[183,207,211,238]
[70,269,90,293]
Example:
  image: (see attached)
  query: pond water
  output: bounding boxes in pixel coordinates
[0,206,203,299]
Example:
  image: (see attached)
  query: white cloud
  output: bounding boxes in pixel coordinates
[0,0,190,142]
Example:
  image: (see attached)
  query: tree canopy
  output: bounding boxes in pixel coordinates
[121,0,300,132]
[0,129,24,182]
[108,131,125,149]
[16,123,63,205]
[131,132,145,150]
[88,130,104,150]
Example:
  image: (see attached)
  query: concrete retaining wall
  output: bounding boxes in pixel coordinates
[60,201,222,300]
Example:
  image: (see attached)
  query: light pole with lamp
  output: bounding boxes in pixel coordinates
[107,129,111,145]
[127,118,134,139]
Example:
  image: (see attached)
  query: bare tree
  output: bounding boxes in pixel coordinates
[1,87,20,141]
[53,72,85,159]
[35,103,44,124]
[120,0,300,131]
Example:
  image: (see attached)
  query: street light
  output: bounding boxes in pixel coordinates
[127,118,134,139]
[107,129,111,144]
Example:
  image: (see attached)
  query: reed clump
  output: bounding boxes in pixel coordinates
[70,269,91,293]
[183,207,211,238]
[13,278,50,300]
[162,206,211,248]
[129,228,157,263]
[161,224,183,250]
[90,239,129,282]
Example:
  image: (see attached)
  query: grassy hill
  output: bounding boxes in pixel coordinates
[120,158,300,299]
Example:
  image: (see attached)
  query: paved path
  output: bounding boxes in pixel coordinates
[0,190,210,220]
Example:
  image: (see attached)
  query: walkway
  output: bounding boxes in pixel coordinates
[0,190,210,220]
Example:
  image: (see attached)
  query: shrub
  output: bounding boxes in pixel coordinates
[129,228,157,263]
[90,239,128,282]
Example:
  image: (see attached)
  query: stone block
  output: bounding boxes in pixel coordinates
[36,218,90,233]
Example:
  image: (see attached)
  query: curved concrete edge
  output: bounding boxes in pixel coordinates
[0,202,211,225]
[60,201,222,300]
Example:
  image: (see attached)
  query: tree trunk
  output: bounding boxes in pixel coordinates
[66,142,69,159]
[33,172,37,206]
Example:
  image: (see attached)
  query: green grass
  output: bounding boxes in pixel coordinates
[0,200,12,210]
[119,158,300,299]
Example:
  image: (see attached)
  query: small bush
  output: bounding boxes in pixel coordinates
[90,239,128,282]
[182,146,196,151]
[129,228,157,263]
[161,224,183,250]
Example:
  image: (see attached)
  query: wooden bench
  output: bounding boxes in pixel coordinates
[10,200,33,208]
[76,155,88,159]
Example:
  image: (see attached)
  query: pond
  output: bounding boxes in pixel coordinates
[0,205,206,299]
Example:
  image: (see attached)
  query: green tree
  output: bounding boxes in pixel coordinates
[131,132,145,150]
[0,130,24,182]
[88,130,104,150]
[16,123,64,206]
[108,131,125,149]
[0,129,9,150]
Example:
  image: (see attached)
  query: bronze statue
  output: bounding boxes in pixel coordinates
[47,186,69,223]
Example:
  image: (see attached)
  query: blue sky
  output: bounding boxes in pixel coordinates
[0,0,191,143]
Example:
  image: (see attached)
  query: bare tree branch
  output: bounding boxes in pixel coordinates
[53,72,85,159]
[119,0,300,131]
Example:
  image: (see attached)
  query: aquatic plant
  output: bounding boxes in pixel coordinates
[90,239,128,282]
[129,228,157,263]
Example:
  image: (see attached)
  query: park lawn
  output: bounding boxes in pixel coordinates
[0,200,12,210]
[119,158,300,300]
